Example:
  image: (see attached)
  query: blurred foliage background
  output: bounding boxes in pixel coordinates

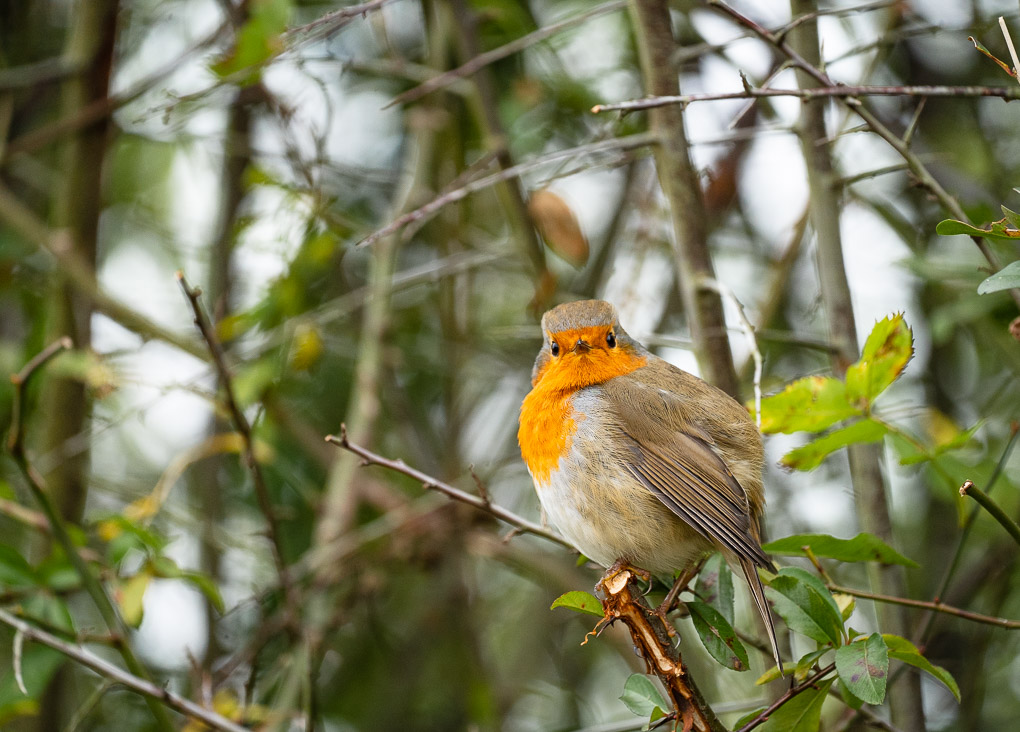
[0,0,1018,730]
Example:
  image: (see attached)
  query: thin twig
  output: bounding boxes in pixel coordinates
[736,664,836,732]
[356,132,657,247]
[827,583,1020,629]
[325,427,573,549]
[959,479,1020,546]
[592,84,1020,113]
[386,0,627,108]
[700,278,762,427]
[175,272,298,616]
[286,0,398,41]
[7,340,174,731]
[0,609,249,732]
[705,0,1020,309]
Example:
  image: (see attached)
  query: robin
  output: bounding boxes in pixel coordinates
[518,299,782,671]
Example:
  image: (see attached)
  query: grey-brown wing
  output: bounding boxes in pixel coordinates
[605,379,773,569]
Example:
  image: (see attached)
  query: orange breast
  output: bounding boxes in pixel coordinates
[518,386,576,486]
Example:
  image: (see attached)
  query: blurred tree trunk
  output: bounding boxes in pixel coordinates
[33,1,119,729]
[627,0,738,397]
[788,1,925,728]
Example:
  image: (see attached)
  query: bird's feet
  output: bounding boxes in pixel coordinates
[652,561,704,635]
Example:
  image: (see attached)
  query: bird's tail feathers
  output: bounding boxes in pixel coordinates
[740,557,784,677]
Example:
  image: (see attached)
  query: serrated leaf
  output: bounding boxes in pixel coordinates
[845,315,914,406]
[756,376,859,434]
[765,568,844,646]
[977,260,1020,294]
[550,590,604,617]
[882,634,960,701]
[619,674,668,717]
[687,600,750,671]
[780,419,888,471]
[763,532,918,567]
[835,633,888,705]
[936,217,1020,240]
[758,678,834,732]
[695,552,734,624]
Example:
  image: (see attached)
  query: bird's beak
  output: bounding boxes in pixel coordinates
[571,338,592,354]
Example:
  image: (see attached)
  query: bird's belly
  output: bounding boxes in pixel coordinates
[535,460,710,576]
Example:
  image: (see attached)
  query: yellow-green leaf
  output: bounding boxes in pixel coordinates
[845,314,913,406]
[780,419,888,471]
[883,634,960,702]
[117,572,152,628]
[756,376,858,434]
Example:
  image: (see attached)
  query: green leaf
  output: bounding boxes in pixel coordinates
[780,419,888,471]
[835,633,888,705]
[756,376,859,434]
[765,568,845,646]
[1001,205,1020,230]
[0,544,37,589]
[686,600,750,671]
[763,532,918,567]
[550,591,603,617]
[211,0,293,81]
[758,678,835,732]
[181,571,226,614]
[967,36,1016,77]
[21,593,74,634]
[845,315,913,406]
[977,261,1020,295]
[695,552,734,624]
[619,674,668,717]
[838,677,865,710]
[936,217,1020,240]
[882,634,960,702]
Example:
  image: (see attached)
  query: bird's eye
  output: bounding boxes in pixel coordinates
[550,341,560,357]
[606,332,617,348]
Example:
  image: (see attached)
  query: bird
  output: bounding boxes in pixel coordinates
[518,299,782,671]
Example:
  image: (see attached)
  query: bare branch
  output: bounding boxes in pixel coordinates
[0,609,249,732]
[356,132,657,247]
[592,84,1020,113]
[828,583,1020,629]
[325,427,573,550]
[175,272,299,615]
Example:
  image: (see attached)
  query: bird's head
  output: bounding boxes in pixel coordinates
[531,300,647,391]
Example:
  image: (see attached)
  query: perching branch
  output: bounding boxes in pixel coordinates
[959,479,1020,546]
[175,272,298,616]
[0,609,249,732]
[597,567,726,732]
[6,340,174,732]
[592,84,1020,113]
[325,426,573,550]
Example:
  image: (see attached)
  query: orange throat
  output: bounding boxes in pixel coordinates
[519,331,646,485]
